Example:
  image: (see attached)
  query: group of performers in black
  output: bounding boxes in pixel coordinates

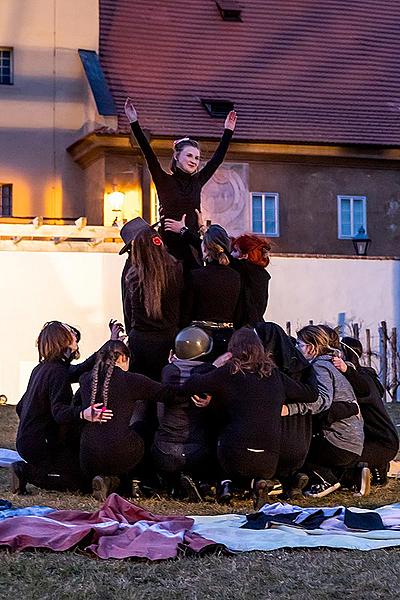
[11,101,399,509]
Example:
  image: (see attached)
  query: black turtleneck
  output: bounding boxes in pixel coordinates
[130,121,233,235]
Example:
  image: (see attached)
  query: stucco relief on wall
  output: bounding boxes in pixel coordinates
[201,163,249,237]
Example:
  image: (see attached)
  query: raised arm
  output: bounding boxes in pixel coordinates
[197,110,236,186]
[286,363,334,417]
[124,98,165,184]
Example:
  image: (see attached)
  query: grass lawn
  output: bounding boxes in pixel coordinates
[1,404,400,600]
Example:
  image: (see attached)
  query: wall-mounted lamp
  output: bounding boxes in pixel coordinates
[108,188,126,226]
[352,226,371,256]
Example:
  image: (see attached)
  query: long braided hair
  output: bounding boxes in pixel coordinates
[90,340,130,409]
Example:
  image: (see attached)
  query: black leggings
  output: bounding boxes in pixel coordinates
[304,435,359,484]
[128,328,176,381]
[151,440,210,477]
[276,414,312,478]
[21,446,88,492]
[217,441,278,481]
[360,440,398,469]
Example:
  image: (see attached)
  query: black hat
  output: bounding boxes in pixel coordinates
[119,217,154,255]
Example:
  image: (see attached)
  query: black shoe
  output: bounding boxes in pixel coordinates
[92,475,120,502]
[252,479,275,511]
[353,463,371,497]
[217,480,232,505]
[305,481,341,498]
[10,461,28,495]
[180,474,203,502]
[131,479,144,501]
[371,465,388,487]
[288,473,309,500]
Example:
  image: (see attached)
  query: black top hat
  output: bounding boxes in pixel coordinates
[119,217,154,255]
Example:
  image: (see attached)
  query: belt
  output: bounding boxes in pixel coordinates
[191,320,234,330]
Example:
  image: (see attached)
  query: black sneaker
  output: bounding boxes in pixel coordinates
[288,473,309,500]
[92,475,120,502]
[180,474,203,502]
[353,463,371,497]
[217,480,232,505]
[252,479,275,511]
[10,461,28,495]
[131,479,143,501]
[371,465,388,487]
[305,481,341,498]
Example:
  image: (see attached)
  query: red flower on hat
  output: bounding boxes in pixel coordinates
[152,235,163,246]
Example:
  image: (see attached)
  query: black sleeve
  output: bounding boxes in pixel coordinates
[280,370,319,404]
[49,370,81,424]
[181,229,202,253]
[68,354,97,382]
[180,270,195,327]
[343,366,370,397]
[197,129,233,186]
[319,401,359,427]
[180,366,224,397]
[130,121,165,185]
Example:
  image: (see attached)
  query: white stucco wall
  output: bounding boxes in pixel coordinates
[1,251,399,404]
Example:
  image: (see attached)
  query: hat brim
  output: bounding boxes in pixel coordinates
[119,242,131,255]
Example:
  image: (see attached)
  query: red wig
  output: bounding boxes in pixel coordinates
[233,234,271,268]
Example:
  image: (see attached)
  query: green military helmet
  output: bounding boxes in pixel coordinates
[174,326,213,360]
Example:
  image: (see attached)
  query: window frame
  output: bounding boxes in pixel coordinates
[0,183,13,217]
[251,192,280,237]
[0,47,13,85]
[337,195,367,239]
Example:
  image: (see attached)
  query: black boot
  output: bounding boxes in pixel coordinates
[10,461,28,495]
[217,480,232,505]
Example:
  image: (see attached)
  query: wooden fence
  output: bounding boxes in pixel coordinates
[285,320,399,402]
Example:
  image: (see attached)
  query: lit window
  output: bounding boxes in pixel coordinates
[337,195,367,238]
[0,48,13,85]
[251,192,279,236]
[0,184,13,216]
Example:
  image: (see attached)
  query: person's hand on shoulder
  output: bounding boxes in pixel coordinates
[332,356,348,373]
[192,394,212,408]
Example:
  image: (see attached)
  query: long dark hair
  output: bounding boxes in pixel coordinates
[129,228,180,320]
[228,327,275,378]
[90,340,130,408]
[340,336,363,368]
[171,138,200,173]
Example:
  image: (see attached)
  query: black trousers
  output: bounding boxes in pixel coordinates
[304,435,359,485]
[22,446,88,492]
[217,441,278,481]
[360,440,398,470]
[276,414,312,478]
[128,328,176,381]
[151,440,210,477]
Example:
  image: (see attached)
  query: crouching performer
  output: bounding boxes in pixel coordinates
[152,326,216,501]
[78,340,176,501]
[12,321,113,494]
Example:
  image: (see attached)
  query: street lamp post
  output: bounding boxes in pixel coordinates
[352,226,371,256]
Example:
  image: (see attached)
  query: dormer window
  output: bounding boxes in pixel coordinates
[202,99,234,118]
[215,1,242,22]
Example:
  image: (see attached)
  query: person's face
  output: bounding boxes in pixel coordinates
[69,333,80,359]
[296,339,314,360]
[175,145,200,174]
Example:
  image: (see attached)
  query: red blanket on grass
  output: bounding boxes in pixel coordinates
[0,493,219,560]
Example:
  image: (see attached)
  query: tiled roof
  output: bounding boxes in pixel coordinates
[99,0,400,145]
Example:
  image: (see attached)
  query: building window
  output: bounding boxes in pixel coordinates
[337,195,367,238]
[251,192,279,236]
[0,48,13,85]
[0,184,13,216]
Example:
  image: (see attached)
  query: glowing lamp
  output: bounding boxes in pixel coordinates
[108,190,125,211]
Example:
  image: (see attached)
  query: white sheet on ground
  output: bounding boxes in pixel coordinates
[191,502,400,552]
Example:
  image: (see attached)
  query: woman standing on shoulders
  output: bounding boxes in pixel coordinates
[124,98,237,263]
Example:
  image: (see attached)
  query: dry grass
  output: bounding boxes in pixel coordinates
[1,404,400,599]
